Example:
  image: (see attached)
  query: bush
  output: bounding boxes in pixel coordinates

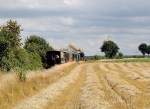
[0,49,42,72]
[14,49,30,70]
[0,20,43,73]
[116,52,124,59]
[0,49,17,71]
[28,52,43,70]
[24,35,53,68]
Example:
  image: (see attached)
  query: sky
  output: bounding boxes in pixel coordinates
[0,0,150,56]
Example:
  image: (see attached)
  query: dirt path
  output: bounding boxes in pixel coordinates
[12,64,82,109]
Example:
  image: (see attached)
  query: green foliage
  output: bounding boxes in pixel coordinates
[14,49,30,70]
[15,68,26,81]
[0,41,8,60]
[0,20,43,72]
[0,48,42,71]
[0,20,22,49]
[146,45,150,55]
[101,40,119,58]
[138,43,147,56]
[116,52,124,59]
[28,52,43,70]
[24,35,53,67]
[123,55,144,58]
[0,20,22,71]
[0,49,16,71]
[24,35,53,56]
[14,49,42,70]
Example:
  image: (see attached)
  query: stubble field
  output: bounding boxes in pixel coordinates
[0,61,150,109]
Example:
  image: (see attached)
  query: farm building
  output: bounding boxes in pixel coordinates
[45,44,85,68]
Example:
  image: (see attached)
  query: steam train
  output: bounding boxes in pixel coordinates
[45,50,85,68]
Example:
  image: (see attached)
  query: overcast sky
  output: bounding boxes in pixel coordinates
[0,0,150,55]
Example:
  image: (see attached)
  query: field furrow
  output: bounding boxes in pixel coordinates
[93,65,125,109]
[98,63,150,109]
[45,64,86,109]
[1,62,150,109]
[80,64,110,109]
[0,63,76,109]
[12,65,82,109]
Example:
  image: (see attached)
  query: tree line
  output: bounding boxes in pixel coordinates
[0,20,53,80]
[100,40,150,59]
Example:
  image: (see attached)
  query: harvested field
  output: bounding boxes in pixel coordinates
[1,62,150,109]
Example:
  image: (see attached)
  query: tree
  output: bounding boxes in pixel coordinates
[0,20,22,71]
[0,20,22,49]
[0,20,42,72]
[117,52,123,59]
[138,43,147,56]
[146,45,150,56]
[24,35,53,67]
[101,40,119,58]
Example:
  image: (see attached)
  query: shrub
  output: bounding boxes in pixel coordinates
[0,20,43,72]
[0,49,17,71]
[28,52,43,70]
[14,49,42,71]
[116,52,124,59]
[24,35,53,68]
[0,48,42,72]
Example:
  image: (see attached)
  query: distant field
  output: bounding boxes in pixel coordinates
[86,58,150,63]
[100,58,150,62]
[0,62,150,109]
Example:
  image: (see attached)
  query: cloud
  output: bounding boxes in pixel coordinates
[0,0,150,55]
[63,0,82,7]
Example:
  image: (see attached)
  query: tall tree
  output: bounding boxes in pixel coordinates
[0,20,22,49]
[0,20,43,72]
[24,35,53,67]
[138,43,147,56]
[101,40,119,58]
[0,20,22,71]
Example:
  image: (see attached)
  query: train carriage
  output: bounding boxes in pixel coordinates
[46,44,85,68]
